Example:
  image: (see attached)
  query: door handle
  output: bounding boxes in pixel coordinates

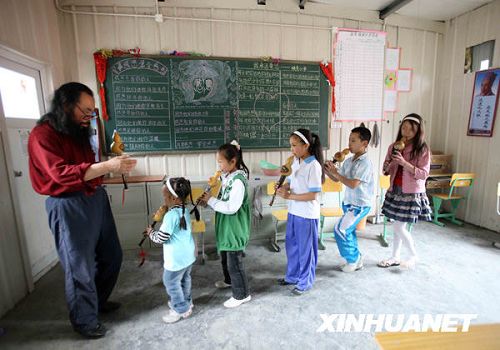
[14,170,23,177]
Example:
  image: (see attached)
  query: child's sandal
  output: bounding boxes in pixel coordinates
[377,258,400,268]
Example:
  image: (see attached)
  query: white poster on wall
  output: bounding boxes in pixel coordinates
[334,28,386,121]
[397,69,412,92]
[385,48,400,70]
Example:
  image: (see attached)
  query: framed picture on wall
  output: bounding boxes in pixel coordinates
[467,68,500,137]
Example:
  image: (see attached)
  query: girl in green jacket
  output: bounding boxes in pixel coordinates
[200,140,251,308]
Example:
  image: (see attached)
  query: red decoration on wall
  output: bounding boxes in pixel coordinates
[93,52,109,121]
[320,61,336,113]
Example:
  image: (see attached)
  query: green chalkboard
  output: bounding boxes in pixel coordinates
[103,56,330,153]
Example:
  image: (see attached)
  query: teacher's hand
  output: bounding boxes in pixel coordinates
[108,155,137,174]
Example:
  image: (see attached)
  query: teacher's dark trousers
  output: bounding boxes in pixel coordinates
[46,186,122,330]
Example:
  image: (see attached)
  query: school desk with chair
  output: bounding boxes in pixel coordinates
[430,173,475,227]
[414,153,476,227]
[425,152,453,191]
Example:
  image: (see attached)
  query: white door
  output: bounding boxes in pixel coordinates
[0,106,31,317]
[0,56,57,281]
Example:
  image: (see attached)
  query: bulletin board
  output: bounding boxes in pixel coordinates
[334,28,386,121]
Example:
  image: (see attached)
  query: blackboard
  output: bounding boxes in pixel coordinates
[103,56,330,153]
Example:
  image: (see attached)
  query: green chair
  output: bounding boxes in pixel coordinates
[430,173,475,227]
[267,181,289,252]
[378,175,391,247]
[318,177,343,250]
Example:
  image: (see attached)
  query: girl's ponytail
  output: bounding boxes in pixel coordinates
[189,180,200,221]
[171,177,192,230]
[237,147,250,179]
[310,132,325,183]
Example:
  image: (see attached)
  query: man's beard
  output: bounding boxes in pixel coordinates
[66,120,92,144]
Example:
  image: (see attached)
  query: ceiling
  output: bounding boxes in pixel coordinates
[311,0,493,21]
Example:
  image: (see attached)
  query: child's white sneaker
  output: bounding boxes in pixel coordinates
[168,301,194,311]
[223,295,251,308]
[162,308,192,324]
[215,280,231,289]
[341,254,363,273]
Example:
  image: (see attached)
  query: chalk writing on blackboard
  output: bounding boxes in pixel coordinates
[251,91,290,136]
[104,56,329,152]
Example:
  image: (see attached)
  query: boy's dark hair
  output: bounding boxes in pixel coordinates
[164,177,197,230]
[351,127,372,143]
[218,143,250,179]
[290,128,325,183]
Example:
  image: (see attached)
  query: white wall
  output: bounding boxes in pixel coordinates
[0,0,65,93]
[56,0,444,213]
[0,0,65,316]
[434,0,500,232]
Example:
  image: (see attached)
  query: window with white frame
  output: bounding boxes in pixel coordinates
[464,40,495,74]
[0,59,43,119]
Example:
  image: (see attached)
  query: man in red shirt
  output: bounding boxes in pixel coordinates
[28,82,136,338]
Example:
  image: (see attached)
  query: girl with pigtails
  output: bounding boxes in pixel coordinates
[145,177,199,323]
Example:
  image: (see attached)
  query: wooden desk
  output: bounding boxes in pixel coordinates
[376,324,500,350]
[427,152,452,190]
[426,174,452,190]
[103,175,164,184]
[430,153,452,176]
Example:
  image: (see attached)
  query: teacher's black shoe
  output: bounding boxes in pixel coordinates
[74,323,107,339]
[99,301,121,313]
[277,278,295,286]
